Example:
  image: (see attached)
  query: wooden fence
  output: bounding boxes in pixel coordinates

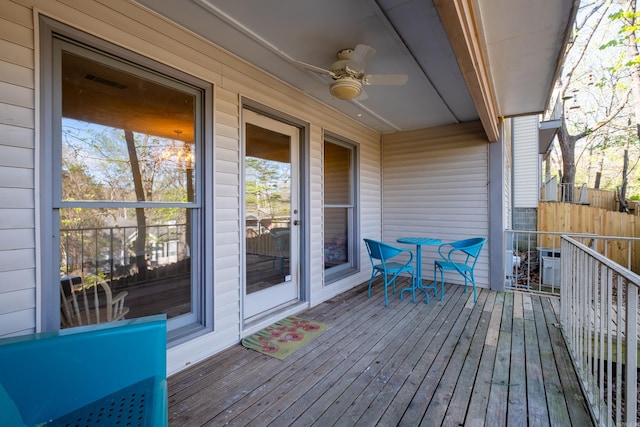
[540,184,616,210]
[538,202,640,272]
[588,187,617,210]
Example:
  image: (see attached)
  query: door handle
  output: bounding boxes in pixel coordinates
[293,220,300,226]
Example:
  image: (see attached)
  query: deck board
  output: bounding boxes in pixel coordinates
[523,294,551,426]
[168,281,594,426]
[508,293,528,426]
[534,294,573,426]
[485,292,513,426]
[541,297,593,426]
[441,290,496,427]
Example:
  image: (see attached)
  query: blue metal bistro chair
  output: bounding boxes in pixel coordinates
[434,237,486,303]
[364,238,415,307]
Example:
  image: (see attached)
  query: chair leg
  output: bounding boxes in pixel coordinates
[367,272,377,298]
[433,266,438,297]
[383,280,389,307]
[422,272,430,304]
[439,268,445,301]
[432,268,438,298]
[470,272,477,303]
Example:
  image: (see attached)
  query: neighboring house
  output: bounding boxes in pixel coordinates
[511,113,565,232]
[512,115,546,232]
[0,1,576,375]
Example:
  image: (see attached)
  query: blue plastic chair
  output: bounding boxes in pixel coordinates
[434,237,486,302]
[364,238,415,307]
[0,315,167,427]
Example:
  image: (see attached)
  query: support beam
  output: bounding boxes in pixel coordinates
[434,0,500,142]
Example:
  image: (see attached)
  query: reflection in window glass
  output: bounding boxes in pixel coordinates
[324,139,357,277]
[57,42,200,330]
[244,123,292,291]
[59,208,192,322]
[62,120,195,203]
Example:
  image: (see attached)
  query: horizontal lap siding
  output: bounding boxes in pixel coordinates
[313,124,381,303]
[513,116,539,208]
[0,1,36,336]
[211,87,241,353]
[382,122,490,288]
[309,125,324,302]
[3,0,381,370]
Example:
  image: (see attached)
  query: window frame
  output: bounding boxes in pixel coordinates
[39,17,214,340]
[323,133,359,284]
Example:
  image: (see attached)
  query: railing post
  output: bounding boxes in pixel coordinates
[626,283,637,424]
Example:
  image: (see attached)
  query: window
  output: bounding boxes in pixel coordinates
[324,136,358,282]
[43,21,211,337]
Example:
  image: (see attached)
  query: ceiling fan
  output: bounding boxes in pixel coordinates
[295,44,408,100]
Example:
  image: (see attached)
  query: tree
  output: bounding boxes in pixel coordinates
[61,119,194,276]
[604,0,640,210]
[556,1,631,203]
[125,129,148,277]
[245,157,290,220]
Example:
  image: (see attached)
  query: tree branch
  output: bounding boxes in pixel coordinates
[573,86,632,140]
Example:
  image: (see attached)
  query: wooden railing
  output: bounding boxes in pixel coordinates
[560,236,639,426]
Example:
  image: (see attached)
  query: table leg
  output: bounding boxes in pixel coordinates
[400,245,421,303]
[416,245,422,289]
[414,244,436,303]
[401,245,431,303]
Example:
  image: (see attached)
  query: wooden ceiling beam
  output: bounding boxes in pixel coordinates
[434,0,500,142]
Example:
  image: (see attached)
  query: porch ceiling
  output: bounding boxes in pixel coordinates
[135,0,577,140]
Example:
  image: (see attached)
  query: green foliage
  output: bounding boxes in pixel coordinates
[245,157,290,218]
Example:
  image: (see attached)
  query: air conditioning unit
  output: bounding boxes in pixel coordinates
[541,255,561,286]
[505,250,521,286]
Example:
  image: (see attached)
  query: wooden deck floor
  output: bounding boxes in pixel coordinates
[168,279,593,426]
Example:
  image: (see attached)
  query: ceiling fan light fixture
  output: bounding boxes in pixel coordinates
[330,78,362,100]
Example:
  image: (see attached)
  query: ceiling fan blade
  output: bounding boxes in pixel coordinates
[346,44,376,74]
[362,74,408,86]
[295,60,336,78]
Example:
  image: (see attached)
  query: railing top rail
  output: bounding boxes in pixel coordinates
[572,234,640,242]
[561,235,640,287]
[505,230,598,237]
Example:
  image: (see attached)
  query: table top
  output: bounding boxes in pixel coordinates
[397,237,442,246]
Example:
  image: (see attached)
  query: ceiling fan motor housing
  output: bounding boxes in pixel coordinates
[330,77,362,100]
[330,59,354,78]
[329,48,363,79]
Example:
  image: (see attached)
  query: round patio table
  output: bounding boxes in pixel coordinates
[396,237,442,303]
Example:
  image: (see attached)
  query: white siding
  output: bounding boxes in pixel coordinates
[0,0,499,374]
[0,1,36,337]
[312,122,382,304]
[381,122,490,289]
[513,115,540,208]
[2,0,382,374]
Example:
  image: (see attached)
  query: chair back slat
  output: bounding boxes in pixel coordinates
[60,275,129,328]
[434,236,486,303]
[450,237,486,260]
[363,238,415,306]
[364,239,403,263]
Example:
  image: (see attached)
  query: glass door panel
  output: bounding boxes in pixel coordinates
[243,110,299,318]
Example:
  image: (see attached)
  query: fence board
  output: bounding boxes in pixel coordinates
[538,202,640,273]
[539,186,616,210]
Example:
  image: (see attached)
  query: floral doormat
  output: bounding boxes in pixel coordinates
[241,316,328,360]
